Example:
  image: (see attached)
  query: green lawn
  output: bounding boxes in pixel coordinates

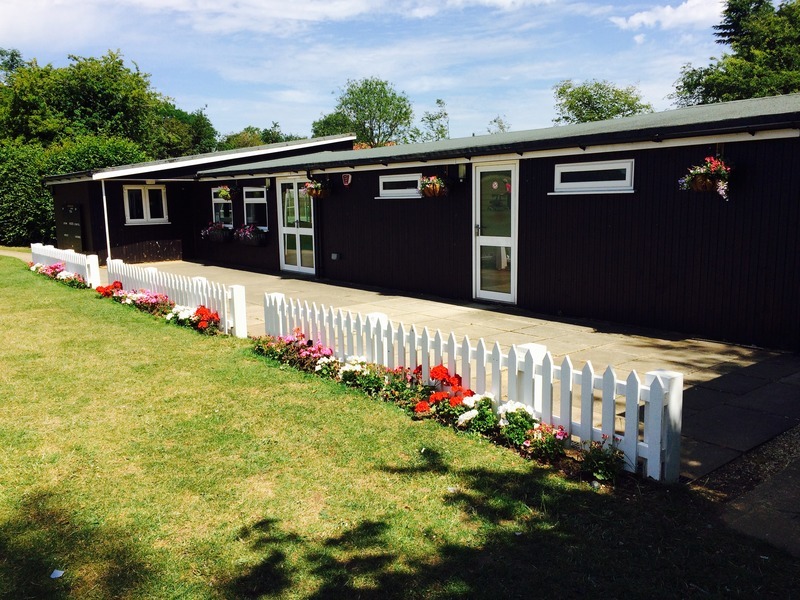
[1,255,797,599]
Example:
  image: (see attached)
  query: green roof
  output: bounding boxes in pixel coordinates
[200,94,800,178]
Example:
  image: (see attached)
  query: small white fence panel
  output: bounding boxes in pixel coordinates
[108,259,248,338]
[30,243,101,288]
[264,292,683,482]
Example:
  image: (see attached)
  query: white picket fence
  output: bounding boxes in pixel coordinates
[30,243,101,288]
[264,293,683,482]
[107,259,248,338]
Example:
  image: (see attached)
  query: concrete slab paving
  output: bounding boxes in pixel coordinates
[682,405,797,453]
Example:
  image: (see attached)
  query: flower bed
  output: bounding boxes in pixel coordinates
[253,328,626,484]
[96,280,220,334]
[29,261,88,289]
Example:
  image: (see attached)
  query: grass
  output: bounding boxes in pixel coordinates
[1,255,798,599]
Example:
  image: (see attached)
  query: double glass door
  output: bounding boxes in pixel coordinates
[278,179,315,274]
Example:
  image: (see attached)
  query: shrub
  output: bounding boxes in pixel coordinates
[578,435,625,482]
[500,409,538,447]
[523,423,568,463]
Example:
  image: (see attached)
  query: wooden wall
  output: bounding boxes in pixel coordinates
[517,138,800,350]
[315,167,473,298]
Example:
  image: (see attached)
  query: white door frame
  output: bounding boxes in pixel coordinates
[277,177,315,275]
[472,162,518,303]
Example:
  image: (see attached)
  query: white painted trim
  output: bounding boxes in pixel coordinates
[378,172,423,198]
[215,128,799,180]
[243,186,269,229]
[276,177,316,275]
[473,162,518,304]
[91,136,356,180]
[554,158,634,193]
[123,184,169,225]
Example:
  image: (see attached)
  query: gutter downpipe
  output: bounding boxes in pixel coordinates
[101,180,112,262]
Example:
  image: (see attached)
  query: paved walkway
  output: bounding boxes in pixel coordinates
[6,249,800,556]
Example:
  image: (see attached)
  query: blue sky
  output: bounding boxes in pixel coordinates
[1,0,729,139]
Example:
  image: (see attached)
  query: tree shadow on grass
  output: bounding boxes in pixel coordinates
[222,446,800,599]
[0,488,153,599]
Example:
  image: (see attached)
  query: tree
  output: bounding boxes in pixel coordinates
[261,121,304,144]
[405,99,449,143]
[331,77,414,147]
[0,140,51,245]
[672,0,800,106]
[311,111,356,139]
[0,47,24,83]
[147,103,218,158]
[218,122,303,151]
[552,79,654,125]
[487,114,511,134]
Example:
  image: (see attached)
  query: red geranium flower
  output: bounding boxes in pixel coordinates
[414,400,431,413]
[430,364,449,381]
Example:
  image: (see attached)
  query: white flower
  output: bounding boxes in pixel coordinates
[463,392,494,409]
[56,270,76,280]
[457,409,479,427]
[497,400,533,426]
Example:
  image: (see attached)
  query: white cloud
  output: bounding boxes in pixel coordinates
[610,0,724,31]
[634,33,646,45]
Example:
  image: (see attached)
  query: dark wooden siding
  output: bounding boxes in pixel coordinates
[186,180,281,273]
[517,138,800,350]
[316,167,472,299]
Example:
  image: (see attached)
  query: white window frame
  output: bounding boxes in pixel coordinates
[212,187,233,228]
[243,187,268,231]
[378,173,422,198]
[123,185,169,224]
[551,159,635,194]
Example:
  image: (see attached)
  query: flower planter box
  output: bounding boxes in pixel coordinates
[207,229,233,243]
[238,232,268,246]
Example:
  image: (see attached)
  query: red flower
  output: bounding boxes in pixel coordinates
[414,401,431,413]
[446,374,462,387]
[449,395,463,407]
[429,391,449,404]
[430,364,449,381]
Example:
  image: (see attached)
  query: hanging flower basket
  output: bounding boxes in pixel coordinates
[304,181,328,199]
[688,174,716,192]
[679,156,730,200]
[419,175,447,197]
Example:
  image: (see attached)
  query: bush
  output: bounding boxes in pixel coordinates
[0,140,53,245]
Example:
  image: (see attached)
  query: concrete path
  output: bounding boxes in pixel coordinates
[5,249,800,556]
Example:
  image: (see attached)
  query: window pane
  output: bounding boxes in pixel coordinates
[246,203,267,226]
[127,189,144,220]
[479,170,511,237]
[383,180,418,191]
[213,202,232,224]
[561,168,627,184]
[244,189,266,200]
[148,188,165,219]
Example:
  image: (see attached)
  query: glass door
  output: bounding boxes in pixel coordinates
[473,163,517,302]
[278,179,315,274]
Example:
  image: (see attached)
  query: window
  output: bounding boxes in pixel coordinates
[379,173,422,198]
[243,187,268,229]
[124,185,169,224]
[212,187,233,227]
[552,159,634,194]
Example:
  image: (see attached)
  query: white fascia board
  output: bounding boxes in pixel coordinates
[91,136,356,181]
[200,128,799,179]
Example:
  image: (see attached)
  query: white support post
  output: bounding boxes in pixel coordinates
[264,292,286,336]
[647,369,684,483]
[85,254,101,288]
[229,285,248,339]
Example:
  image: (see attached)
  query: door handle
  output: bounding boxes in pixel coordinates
[475,224,482,236]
